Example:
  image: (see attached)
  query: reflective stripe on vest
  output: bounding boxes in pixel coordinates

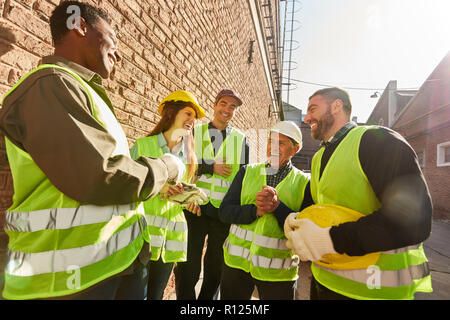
[6,220,141,276]
[224,238,297,270]
[223,163,309,281]
[5,204,136,232]
[150,236,188,252]
[229,224,289,251]
[133,135,188,263]
[146,215,188,232]
[310,126,432,299]
[311,244,431,300]
[194,123,245,208]
[1,64,145,300]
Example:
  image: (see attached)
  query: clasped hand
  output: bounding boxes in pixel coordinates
[255,186,280,217]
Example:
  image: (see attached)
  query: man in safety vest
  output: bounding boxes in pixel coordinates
[219,121,312,299]
[0,1,184,300]
[174,89,250,299]
[284,87,433,300]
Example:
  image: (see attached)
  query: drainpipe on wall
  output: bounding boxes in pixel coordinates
[248,0,281,120]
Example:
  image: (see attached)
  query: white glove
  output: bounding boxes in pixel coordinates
[285,219,337,262]
[284,212,303,236]
[159,153,185,185]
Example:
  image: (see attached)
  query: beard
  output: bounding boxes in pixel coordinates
[311,107,335,141]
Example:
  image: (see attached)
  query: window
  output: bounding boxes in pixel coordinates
[417,150,425,168]
[378,118,384,126]
[437,142,450,167]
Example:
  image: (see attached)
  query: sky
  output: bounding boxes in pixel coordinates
[280,0,450,123]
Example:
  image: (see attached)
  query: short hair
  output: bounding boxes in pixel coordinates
[309,87,352,115]
[50,1,111,45]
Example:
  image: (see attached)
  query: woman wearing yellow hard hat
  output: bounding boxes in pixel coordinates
[130,90,205,300]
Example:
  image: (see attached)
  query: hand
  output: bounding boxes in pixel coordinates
[285,219,337,262]
[283,212,302,236]
[214,158,232,178]
[256,206,268,217]
[186,201,201,216]
[255,186,280,214]
[160,153,185,184]
[160,182,184,196]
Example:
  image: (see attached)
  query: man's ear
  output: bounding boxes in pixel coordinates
[331,98,344,114]
[71,17,88,37]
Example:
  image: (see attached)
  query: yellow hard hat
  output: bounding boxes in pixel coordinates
[158,90,205,118]
[296,204,380,270]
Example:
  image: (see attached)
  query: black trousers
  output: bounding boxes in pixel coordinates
[147,259,174,300]
[310,276,353,300]
[174,209,230,300]
[220,264,296,300]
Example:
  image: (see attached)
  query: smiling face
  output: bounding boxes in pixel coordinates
[304,94,336,141]
[213,96,239,126]
[173,106,196,134]
[84,17,121,79]
[267,132,299,169]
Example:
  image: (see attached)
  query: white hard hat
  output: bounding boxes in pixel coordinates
[269,121,303,151]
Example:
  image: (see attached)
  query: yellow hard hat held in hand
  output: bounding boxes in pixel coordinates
[291,204,380,270]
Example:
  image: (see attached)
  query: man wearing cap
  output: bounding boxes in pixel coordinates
[218,121,312,300]
[174,89,250,300]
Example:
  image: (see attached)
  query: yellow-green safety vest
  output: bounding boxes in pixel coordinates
[131,135,188,263]
[310,125,432,300]
[194,123,245,208]
[1,64,148,300]
[223,163,309,281]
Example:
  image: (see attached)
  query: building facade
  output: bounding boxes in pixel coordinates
[367,52,450,219]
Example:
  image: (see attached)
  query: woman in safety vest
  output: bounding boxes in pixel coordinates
[130,90,205,300]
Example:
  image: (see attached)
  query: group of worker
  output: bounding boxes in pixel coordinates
[0,1,433,300]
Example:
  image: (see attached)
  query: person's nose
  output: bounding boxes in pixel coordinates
[304,112,311,124]
[114,50,122,63]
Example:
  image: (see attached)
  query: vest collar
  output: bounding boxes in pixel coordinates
[41,55,101,84]
[321,121,357,147]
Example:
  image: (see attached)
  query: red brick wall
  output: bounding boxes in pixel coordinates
[0,0,277,289]
[406,124,450,219]
[396,104,450,219]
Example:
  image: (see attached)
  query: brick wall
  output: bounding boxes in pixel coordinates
[0,0,277,295]
[406,124,450,219]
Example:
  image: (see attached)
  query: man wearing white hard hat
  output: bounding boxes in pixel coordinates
[218,121,313,299]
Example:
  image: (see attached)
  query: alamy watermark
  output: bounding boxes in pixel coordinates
[66,5,81,30]
[366,265,381,290]
[66,265,81,290]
